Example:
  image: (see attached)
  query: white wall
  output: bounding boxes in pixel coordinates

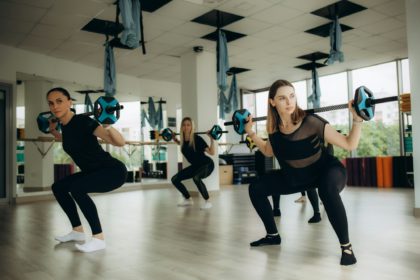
[405,0,420,215]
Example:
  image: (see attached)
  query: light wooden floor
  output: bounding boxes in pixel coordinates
[1,185,419,280]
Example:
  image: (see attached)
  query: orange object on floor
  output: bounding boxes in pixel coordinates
[376,157,384,188]
[382,156,393,188]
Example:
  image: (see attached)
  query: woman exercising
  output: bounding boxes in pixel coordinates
[171,117,215,210]
[47,87,127,253]
[245,80,362,266]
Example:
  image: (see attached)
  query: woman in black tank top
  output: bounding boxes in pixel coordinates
[245,80,363,266]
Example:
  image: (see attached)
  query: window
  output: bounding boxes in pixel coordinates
[352,62,400,156]
[292,80,307,110]
[317,72,350,160]
[401,59,411,93]
[255,91,268,138]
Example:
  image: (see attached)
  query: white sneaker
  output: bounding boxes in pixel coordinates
[294,196,306,203]
[55,230,85,243]
[200,201,212,210]
[177,198,193,207]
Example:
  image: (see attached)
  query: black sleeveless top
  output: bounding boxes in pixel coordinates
[268,114,330,186]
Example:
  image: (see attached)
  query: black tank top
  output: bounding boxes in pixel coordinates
[269,114,330,186]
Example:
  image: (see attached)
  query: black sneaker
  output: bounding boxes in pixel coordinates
[250,235,281,247]
[308,213,321,223]
[273,208,281,217]
[340,244,357,266]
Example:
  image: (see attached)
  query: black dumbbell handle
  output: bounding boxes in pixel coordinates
[306,96,398,114]
[81,105,124,118]
[225,96,399,126]
[195,131,228,135]
[105,104,124,114]
[224,116,266,126]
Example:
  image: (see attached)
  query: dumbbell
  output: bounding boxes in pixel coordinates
[37,96,123,134]
[224,86,399,135]
[152,125,228,141]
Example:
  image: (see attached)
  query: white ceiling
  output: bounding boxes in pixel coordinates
[0,0,407,92]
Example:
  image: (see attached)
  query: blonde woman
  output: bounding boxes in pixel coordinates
[171,117,215,209]
[245,80,363,266]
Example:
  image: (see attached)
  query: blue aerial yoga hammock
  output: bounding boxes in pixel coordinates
[307,65,321,109]
[226,73,239,114]
[140,97,163,130]
[217,29,229,119]
[104,41,116,97]
[156,98,164,130]
[325,16,344,65]
[118,0,145,53]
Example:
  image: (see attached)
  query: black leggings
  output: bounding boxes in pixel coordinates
[249,158,349,244]
[171,161,214,200]
[272,189,319,213]
[52,162,127,235]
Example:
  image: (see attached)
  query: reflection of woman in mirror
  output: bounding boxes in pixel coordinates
[171,117,215,210]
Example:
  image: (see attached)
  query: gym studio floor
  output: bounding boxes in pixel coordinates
[0,185,418,280]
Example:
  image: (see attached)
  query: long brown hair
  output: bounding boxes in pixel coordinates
[180,117,196,150]
[266,79,306,134]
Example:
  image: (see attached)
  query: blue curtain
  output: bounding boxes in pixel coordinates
[104,41,116,97]
[326,16,344,65]
[84,94,94,113]
[147,97,157,127]
[141,108,147,127]
[141,97,163,130]
[119,0,141,49]
[307,66,321,109]
[226,73,239,113]
[156,98,163,130]
[217,30,229,119]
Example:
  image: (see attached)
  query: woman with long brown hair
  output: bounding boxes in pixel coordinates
[245,79,363,266]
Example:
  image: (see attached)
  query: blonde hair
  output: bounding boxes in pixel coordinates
[180,117,196,150]
[266,79,306,134]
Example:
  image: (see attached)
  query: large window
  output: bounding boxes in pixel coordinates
[352,62,400,157]
[401,59,411,93]
[317,72,350,160]
[255,91,268,138]
[292,80,307,110]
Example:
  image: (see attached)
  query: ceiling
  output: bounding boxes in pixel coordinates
[0,0,407,92]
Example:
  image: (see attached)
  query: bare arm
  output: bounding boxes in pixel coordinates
[205,132,215,155]
[48,120,62,140]
[173,132,180,145]
[244,115,274,157]
[49,128,62,140]
[94,125,126,147]
[324,100,363,151]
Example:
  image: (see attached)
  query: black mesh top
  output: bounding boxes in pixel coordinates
[268,114,329,186]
